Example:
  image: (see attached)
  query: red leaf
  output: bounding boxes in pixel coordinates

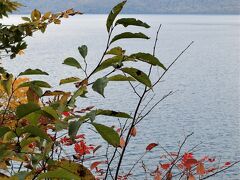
[184,158,198,169]
[161,163,171,170]
[208,157,215,162]
[62,111,70,117]
[225,162,231,166]
[206,167,217,173]
[146,143,158,151]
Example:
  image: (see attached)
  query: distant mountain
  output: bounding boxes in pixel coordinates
[16,0,240,14]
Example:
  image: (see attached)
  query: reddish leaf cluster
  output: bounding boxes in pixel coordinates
[150,151,233,180]
[60,134,85,146]
[74,140,94,156]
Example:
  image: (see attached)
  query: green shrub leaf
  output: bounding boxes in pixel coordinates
[111,32,150,44]
[18,80,51,88]
[59,77,80,85]
[108,74,135,81]
[23,125,51,141]
[106,47,125,56]
[16,102,41,119]
[92,77,108,97]
[130,53,166,70]
[63,57,81,69]
[92,123,120,147]
[95,55,123,73]
[18,69,49,76]
[42,106,59,120]
[96,109,132,118]
[68,121,83,141]
[121,67,152,88]
[0,127,11,137]
[106,1,127,32]
[115,18,150,28]
[78,45,88,59]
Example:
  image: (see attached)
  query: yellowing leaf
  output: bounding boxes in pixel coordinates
[196,162,205,175]
[130,126,137,137]
[120,137,125,148]
[189,174,195,180]
[17,50,25,56]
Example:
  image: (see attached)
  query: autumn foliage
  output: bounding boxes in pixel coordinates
[0,0,238,180]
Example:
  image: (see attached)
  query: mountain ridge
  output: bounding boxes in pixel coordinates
[16,0,240,14]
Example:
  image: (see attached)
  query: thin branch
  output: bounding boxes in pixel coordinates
[200,160,240,180]
[147,41,194,92]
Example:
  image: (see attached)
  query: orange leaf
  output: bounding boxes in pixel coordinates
[90,161,105,170]
[185,158,198,169]
[196,162,205,175]
[146,143,158,151]
[130,126,137,137]
[161,163,171,170]
[120,137,125,148]
[166,172,172,180]
[154,173,162,180]
[188,174,195,180]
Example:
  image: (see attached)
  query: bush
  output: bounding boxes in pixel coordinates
[0,1,238,179]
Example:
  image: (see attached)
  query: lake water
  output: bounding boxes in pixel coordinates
[1,15,240,179]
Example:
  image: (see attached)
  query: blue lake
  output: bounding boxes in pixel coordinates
[1,14,240,179]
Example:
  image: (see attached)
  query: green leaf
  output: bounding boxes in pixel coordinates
[108,74,135,81]
[55,120,68,131]
[23,125,51,142]
[25,112,41,126]
[95,55,123,73]
[106,1,127,32]
[20,137,40,149]
[28,85,43,97]
[111,32,150,44]
[79,110,97,122]
[78,45,88,59]
[21,17,31,22]
[63,57,81,69]
[130,53,166,70]
[42,106,59,120]
[68,121,83,141]
[92,77,108,97]
[59,77,80,85]
[92,123,120,147]
[115,18,150,28]
[106,47,125,56]
[0,127,11,137]
[16,102,41,119]
[68,86,87,106]
[121,67,152,88]
[39,160,94,180]
[38,168,81,180]
[96,109,132,118]
[18,80,51,88]
[18,69,49,76]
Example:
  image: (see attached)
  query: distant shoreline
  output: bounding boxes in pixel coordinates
[12,13,240,16]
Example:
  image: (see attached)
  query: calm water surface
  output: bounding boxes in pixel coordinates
[1,15,240,179]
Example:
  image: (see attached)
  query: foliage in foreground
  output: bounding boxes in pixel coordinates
[0,0,238,179]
